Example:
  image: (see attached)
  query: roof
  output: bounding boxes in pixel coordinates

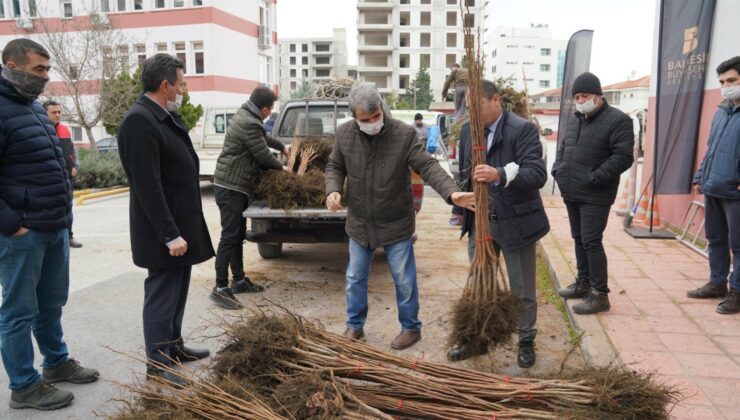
[531,87,562,98]
[602,75,650,91]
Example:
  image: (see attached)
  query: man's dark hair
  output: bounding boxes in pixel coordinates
[2,38,50,66]
[141,53,184,93]
[481,79,499,99]
[717,56,740,75]
[451,63,461,69]
[43,100,61,110]
[414,113,423,120]
[250,86,278,109]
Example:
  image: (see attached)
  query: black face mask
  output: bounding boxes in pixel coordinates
[2,65,49,101]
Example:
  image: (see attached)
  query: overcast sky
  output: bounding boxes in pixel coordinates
[276,0,656,85]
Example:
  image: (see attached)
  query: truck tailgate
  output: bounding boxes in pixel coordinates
[243,202,347,219]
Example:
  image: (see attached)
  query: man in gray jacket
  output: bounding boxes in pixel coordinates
[211,87,287,310]
[326,83,474,350]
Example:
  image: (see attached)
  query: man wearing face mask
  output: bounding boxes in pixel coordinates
[211,86,287,310]
[0,38,99,411]
[686,56,740,314]
[118,54,215,386]
[326,83,475,350]
[552,72,634,315]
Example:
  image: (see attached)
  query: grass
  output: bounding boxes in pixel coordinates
[536,251,580,344]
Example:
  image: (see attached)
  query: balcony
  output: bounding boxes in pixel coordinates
[357,23,393,32]
[357,1,393,11]
[357,65,393,73]
[358,44,393,52]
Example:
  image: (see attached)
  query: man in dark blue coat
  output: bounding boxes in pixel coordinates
[448,79,550,368]
[687,56,740,314]
[0,39,98,411]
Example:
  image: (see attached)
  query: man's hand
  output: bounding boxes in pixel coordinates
[326,192,342,212]
[13,227,29,237]
[167,237,188,257]
[71,168,78,177]
[473,164,500,183]
[693,184,702,195]
[282,166,291,172]
[281,149,289,160]
[451,192,475,212]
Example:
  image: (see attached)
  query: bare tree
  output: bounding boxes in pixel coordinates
[34,8,137,147]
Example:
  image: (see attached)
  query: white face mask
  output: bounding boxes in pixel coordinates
[167,93,183,112]
[721,85,740,101]
[357,114,384,136]
[575,96,598,115]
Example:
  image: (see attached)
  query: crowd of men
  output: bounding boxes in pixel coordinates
[0,34,737,411]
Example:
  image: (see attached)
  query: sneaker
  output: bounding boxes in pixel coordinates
[42,359,99,384]
[69,238,82,248]
[572,290,610,315]
[717,290,740,315]
[209,288,243,310]
[557,281,592,299]
[687,281,727,299]
[231,278,265,294]
[10,382,74,410]
[390,330,421,350]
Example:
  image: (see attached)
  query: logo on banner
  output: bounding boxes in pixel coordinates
[666,25,709,86]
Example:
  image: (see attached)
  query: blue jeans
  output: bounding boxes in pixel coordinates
[0,229,70,390]
[346,238,421,332]
[704,196,740,291]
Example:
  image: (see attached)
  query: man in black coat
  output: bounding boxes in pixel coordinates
[118,54,214,385]
[552,72,634,315]
[448,79,549,368]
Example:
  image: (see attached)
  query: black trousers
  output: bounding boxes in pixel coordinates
[704,195,740,291]
[214,186,249,288]
[143,265,191,369]
[564,200,612,293]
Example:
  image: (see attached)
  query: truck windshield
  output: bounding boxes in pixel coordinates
[278,105,352,138]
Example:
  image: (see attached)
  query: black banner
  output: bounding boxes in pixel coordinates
[556,30,594,149]
[654,0,716,194]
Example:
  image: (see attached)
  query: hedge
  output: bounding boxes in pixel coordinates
[75,148,129,189]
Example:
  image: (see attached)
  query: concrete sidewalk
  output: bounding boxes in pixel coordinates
[540,195,740,420]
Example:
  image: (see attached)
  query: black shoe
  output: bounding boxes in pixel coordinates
[9,382,74,411]
[231,278,265,294]
[717,290,740,315]
[68,238,82,248]
[517,341,536,368]
[688,281,728,299]
[146,369,189,389]
[573,290,611,315]
[447,342,488,362]
[209,287,243,310]
[171,345,210,363]
[557,280,591,299]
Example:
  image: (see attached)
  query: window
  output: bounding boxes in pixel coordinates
[445,54,456,68]
[135,44,146,67]
[505,61,518,65]
[302,69,308,78]
[420,33,430,48]
[194,0,202,5]
[420,53,430,68]
[301,56,308,65]
[155,0,165,8]
[540,64,550,72]
[447,0,455,4]
[100,0,110,12]
[506,44,518,48]
[302,44,308,53]
[525,45,535,48]
[492,65,496,74]
[464,14,474,27]
[400,0,409,3]
[0,1,4,17]
[71,127,83,142]
[174,0,184,7]
[539,80,550,88]
[315,68,330,77]
[117,0,125,11]
[446,11,456,26]
[117,45,129,73]
[12,0,21,17]
[174,42,186,73]
[399,75,409,90]
[421,0,430,4]
[61,1,73,18]
[315,43,330,52]
[420,11,430,26]
[492,49,497,58]
[289,44,296,53]
[259,56,272,85]
[400,11,409,26]
[155,42,167,52]
[315,56,330,65]
[290,81,296,90]
[399,54,409,68]
[399,32,410,47]
[29,0,37,16]
[290,69,296,77]
[277,105,351,137]
[289,56,296,65]
[446,33,457,48]
[522,61,534,65]
[465,0,475,5]
[192,41,204,74]
[68,65,78,79]
[540,48,551,56]
[134,0,143,10]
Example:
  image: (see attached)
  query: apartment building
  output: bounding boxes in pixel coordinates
[0,0,278,143]
[278,28,350,99]
[487,24,566,95]
[357,0,486,98]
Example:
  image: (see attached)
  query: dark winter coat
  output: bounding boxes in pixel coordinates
[213,101,285,196]
[326,114,459,248]
[0,75,71,236]
[693,101,740,199]
[117,95,214,269]
[460,110,550,252]
[552,100,634,205]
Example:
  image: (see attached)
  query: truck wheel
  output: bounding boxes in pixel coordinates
[257,243,283,259]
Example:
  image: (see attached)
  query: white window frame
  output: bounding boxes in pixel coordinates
[173,41,187,73]
[191,40,204,74]
[60,0,73,18]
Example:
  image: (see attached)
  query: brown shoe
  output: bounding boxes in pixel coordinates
[391,330,421,350]
[343,328,365,341]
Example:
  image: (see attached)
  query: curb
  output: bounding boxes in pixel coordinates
[538,233,619,368]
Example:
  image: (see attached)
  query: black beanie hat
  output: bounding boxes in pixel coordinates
[572,72,603,96]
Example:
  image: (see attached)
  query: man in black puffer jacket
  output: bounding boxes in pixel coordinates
[553,72,634,315]
[0,39,98,411]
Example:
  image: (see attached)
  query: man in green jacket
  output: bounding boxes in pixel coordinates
[442,63,469,120]
[326,83,475,350]
[211,87,287,310]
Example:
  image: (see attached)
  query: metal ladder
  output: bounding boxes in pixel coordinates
[677,201,708,258]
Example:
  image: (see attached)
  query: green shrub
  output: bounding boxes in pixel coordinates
[75,148,128,189]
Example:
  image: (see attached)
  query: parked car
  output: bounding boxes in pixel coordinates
[96,137,118,153]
